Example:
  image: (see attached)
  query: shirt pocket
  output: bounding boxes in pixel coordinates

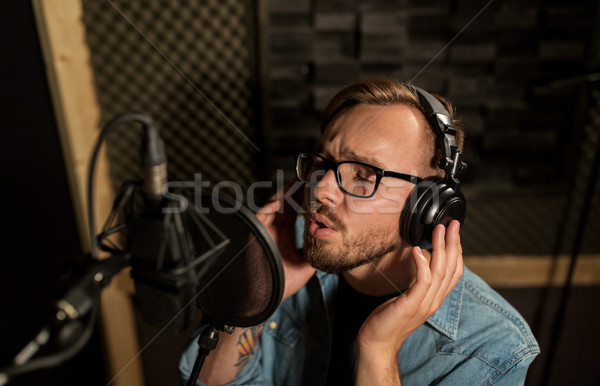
[263,302,304,347]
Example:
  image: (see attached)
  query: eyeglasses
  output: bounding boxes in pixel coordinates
[296,152,423,198]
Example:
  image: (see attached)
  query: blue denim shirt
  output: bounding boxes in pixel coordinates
[180,266,540,385]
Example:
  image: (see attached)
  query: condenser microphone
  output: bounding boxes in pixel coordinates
[141,123,167,211]
[124,114,283,335]
[129,120,199,334]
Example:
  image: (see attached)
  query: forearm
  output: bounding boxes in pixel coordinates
[197,324,263,385]
[355,347,401,386]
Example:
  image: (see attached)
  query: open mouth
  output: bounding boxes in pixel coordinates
[316,220,328,229]
[313,213,335,230]
[308,213,337,239]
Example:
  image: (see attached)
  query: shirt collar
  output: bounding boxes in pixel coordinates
[425,274,465,340]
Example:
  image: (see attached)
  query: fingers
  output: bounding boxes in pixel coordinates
[406,225,445,315]
[430,224,447,287]
[452,229,464,287]
[405,221,463,319]
[408,246,432,301]
[444,220,462,286]
[432,220,462,303]
[256,200,281,226]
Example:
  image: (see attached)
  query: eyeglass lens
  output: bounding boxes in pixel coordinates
[297,154,378,198]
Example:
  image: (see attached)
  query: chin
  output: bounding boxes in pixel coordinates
[303,244,372,274]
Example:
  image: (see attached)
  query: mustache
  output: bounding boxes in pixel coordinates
[305,202,346,232]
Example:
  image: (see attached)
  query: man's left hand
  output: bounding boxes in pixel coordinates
[355,220,463,385]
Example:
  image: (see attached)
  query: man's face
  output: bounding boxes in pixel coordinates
[303,103,429,273]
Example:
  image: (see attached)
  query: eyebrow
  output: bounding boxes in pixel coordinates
[322,148,388,170]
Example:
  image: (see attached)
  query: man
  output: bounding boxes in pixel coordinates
[180,78,540,385]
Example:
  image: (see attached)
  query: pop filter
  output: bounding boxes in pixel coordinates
[192,191,284,328]
[129,187,283,333]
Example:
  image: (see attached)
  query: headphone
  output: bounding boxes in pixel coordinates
[399,85,468,249]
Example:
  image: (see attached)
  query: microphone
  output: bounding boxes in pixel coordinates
[141,123,167,211]
[0,111,284,384]
[121,114,283,335]
[129,120,198,334]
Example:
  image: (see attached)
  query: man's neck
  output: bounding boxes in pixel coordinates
[342,245,426,296]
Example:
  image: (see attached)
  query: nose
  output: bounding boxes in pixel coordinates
[312,168,343,207]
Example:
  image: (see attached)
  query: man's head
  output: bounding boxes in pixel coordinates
[320,78,464,176]
[302,78,463,273]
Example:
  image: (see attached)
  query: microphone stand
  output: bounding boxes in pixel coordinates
[185,323,235,386]
[186,324,219,386]
[0,253,130,385]
[1,113,266,385]
[0,113,164,384]
[0,157,139,384]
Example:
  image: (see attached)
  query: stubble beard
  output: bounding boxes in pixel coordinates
[303,203,402,274]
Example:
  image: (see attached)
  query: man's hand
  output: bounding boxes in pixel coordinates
[255,188,315,301]
[355,220,463,385]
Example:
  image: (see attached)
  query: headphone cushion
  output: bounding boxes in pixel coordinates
[400,177,466,249]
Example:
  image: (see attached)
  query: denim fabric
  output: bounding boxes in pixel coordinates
[180,267,540,385]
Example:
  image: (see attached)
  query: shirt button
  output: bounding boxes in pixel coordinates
[269,321,277,329]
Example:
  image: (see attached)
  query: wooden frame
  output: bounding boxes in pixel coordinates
[466,255,600,288]
[32,1,144,384]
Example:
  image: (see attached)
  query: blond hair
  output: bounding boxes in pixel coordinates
[320,78,464,175]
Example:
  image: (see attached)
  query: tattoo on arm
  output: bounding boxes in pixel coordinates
[235,325,264,368]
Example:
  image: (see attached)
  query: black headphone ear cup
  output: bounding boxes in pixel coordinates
[431,184,466,236]
[400,177,466,249]
[400,177,440,248]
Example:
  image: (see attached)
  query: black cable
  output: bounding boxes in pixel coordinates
[1,113,156,383]
[87,113,154,260]
[1,251,130,384]
[0,301,100,385]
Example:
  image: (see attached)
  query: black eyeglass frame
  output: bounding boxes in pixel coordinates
[296,152,424,199]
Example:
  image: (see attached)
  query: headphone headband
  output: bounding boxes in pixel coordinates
[410,85,467,192]
[399,83,468,248]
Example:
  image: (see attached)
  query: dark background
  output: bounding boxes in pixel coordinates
[0,1,106,385]
[1,0,599,385]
